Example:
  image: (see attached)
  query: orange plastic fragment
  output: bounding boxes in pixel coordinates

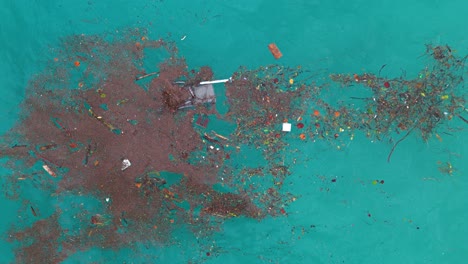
[268,43,283,59]
[353,74,359,82]
[163,189,175,199]
[313,110,320,117]
[299,133,306,140]
[74,61,80,67]
[334,111,340,117]
[135,183,142,188]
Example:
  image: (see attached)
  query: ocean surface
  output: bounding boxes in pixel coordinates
[1,0,467,263]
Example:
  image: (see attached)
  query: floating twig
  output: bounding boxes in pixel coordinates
[135,72,159,81]
[378,64,387,76]
[11,144,27,148]
[30,206,37,217]
[387,125,416,162]
[87,107,121,134]
[39,143,57,151]
[211,131,230,141]
[84,144,92,165]
[36,153,61,168]
[456,114,468,124]
[203,133,223,146]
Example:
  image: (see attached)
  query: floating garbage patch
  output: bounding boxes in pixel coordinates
[0,28,466,262]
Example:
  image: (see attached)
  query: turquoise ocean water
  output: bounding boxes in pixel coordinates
[1,0,467,263]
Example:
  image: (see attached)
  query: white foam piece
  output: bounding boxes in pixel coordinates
[199,77,232,85]
[121,159,132,171]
